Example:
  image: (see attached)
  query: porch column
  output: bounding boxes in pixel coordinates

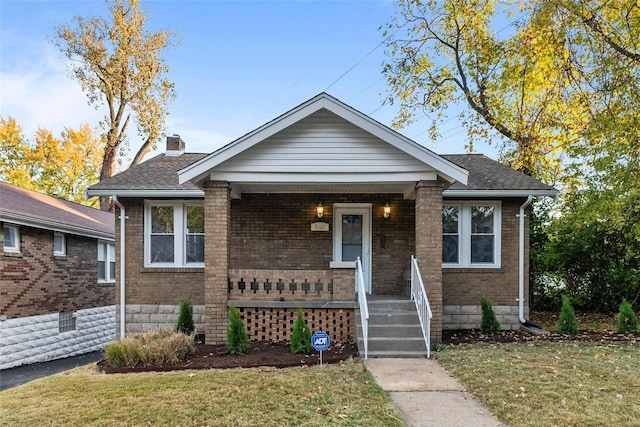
[204,180,231,344]
[415,180,444,344]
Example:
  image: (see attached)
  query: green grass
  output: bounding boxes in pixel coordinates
[438,341,640,427]
[0,360,404,427]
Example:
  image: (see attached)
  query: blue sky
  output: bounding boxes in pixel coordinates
[0,0,496,162]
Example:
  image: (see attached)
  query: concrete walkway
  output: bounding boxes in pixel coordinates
[365,358,508,427]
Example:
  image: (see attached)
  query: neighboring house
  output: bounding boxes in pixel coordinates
[0,182,116,369]
[87,93,557,348]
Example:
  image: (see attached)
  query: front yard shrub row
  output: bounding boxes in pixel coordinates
[104,328,195,368]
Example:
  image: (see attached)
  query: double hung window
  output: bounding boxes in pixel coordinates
[98,241,116,282]
[54,232,66,256]
[442,202,501,268]
[145,201,204,267]
[3,224,20,252]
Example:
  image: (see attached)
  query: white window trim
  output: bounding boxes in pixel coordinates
[54,232,66,256]
[98,241,116,283]
[443,201,502,269]
[144,200,205,268]
[3,224,20,252]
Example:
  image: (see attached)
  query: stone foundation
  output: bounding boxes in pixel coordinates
[121,304,206,334]
[443,305,526,330]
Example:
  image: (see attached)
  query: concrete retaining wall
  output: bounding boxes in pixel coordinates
[443,305,526,330]
[1,305,116,370]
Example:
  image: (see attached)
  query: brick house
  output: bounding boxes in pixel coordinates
[1,182,116,369]
[87,93,556,352]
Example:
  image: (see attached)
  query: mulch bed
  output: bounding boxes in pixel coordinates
[443,329,640,345]
[97,341,359,374]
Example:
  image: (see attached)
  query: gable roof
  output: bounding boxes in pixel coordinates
[442,154,558,197]
[0,181,115,240]
[178,93,469,186]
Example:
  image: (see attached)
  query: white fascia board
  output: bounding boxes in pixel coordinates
[443,189,559,198]
[319,99,469,185]
[0,211,114,241]
[179,98,327,185]
[208,171,438,183]
[86,189,205,198]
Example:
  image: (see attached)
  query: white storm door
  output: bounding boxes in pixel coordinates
[333,204,372,293]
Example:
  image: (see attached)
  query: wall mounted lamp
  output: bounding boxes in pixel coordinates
[383,202,391,219]
[316,202,324,219]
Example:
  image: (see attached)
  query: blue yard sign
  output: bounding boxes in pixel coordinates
[311,330,330,351]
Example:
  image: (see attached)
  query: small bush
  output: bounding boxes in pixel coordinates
[104,328,195,368]
[176,298,195,335]
[557,296,579,335]
[227,305,249,355]
[617,299,638,333]
[290,307,312,354]
[480,298,500,334]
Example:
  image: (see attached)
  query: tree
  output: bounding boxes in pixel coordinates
[0,116,103,206]
[53,0,177,210]
[382,0,581,182]
[290,308,312,354]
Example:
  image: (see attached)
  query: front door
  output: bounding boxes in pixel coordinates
[333,204,372,293]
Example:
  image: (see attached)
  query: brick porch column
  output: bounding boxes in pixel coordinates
[204,181,231,344]
[415,180,444,344]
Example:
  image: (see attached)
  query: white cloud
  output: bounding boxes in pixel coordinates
[0,41,103,138]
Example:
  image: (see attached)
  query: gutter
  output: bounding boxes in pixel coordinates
[518,195,541,328]
[112,195,127,339]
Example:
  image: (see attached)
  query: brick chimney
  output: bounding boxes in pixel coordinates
[166,134,185,156]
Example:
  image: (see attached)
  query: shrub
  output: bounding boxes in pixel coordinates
[480,298,500,334]
[290,307,312,354]
[227,305,249,355]
[104,328,195,368]
[617,299,638,333]
[557,296,579,335]
[175,297,195,335]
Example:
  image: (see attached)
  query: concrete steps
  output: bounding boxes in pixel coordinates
[355,297,428,358]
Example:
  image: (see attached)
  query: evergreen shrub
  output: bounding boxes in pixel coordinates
[290,307,312,354]
[557,296,579,335]
[480,298,500,334]
[175,298,195,335]
[227,305,249,355]
[617,299,638,333]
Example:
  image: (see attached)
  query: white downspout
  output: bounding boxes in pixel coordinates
[113,195,127,339]
[518,195,534,324]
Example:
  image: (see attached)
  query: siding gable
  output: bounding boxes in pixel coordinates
[213,109,432,175]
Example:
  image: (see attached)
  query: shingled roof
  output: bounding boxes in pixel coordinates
[0,181,114,240]
[442,154,557,197]
[87,151,556,198]
[87,153,207,197]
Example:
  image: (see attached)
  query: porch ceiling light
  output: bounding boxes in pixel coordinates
[316,202,324,218]
[383,202,391,219]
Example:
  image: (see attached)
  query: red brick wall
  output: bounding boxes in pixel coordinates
[116,199,205,306]
[1,224,115,319]
[442,199,529,306]
[229,193,415,295]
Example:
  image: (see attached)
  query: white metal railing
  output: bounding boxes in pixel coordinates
[410,255,433,358]
[355,257,369,360]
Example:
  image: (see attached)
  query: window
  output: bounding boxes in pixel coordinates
[145,201,205,267]
[442,202,501,268]
[98,241,116,282]
[3,224,20,252]
[54,232,66,256]
[59,312,76,333]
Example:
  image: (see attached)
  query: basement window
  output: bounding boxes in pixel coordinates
[59,312,76,333]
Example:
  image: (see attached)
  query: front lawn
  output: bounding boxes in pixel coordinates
[438,340,640,427]
[0,360,403,427]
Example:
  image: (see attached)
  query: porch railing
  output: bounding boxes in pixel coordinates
[410,255,433,358]
[355,257,369,360]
